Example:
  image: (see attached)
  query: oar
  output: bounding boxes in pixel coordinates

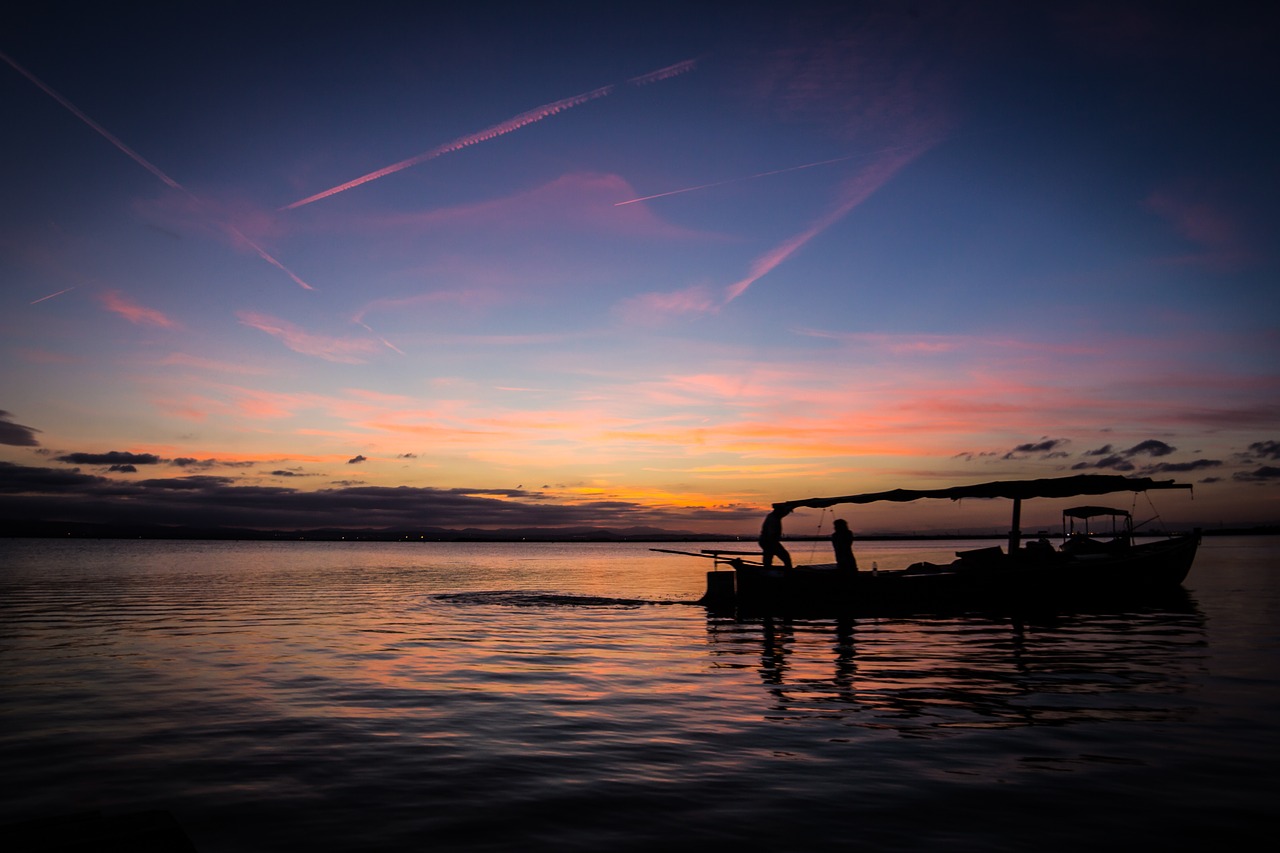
[649,548,765,566]
[649,548,720,558]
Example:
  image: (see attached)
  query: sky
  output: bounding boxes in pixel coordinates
[2,1,1278,535]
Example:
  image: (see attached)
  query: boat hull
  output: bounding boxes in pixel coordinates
[706,532,1201,616]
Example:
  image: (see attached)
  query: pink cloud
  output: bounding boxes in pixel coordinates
[1144,189,1257,271]
[99,290,179,328]
[795,328,1105,358]
[157,353,270,374]
[134,192,314,290]
[614,284,718,323]
[352,288,504,327]
[237,311,380,363]
[369,173,716,241]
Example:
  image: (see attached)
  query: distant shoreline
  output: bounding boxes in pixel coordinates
[2,519,1276,542]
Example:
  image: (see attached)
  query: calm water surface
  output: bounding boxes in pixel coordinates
[2,537,1277,851]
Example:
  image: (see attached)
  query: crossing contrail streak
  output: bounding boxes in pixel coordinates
[2,50,181,191]
[614,154,858,206]
[283,86,615,210]
[223,223,316,290]
[628,58,698,87]
[282,57,699,211]
[3,50,314,290]
[355,319,405,355]
[722,141,937,304]
[31,286,77,304]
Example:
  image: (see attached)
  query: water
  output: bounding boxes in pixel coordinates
[2,537,1277,851]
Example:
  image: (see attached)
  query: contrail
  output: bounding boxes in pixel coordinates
[3,50,314,290]
[354,319,405,355]
[283,86,614,210]
[628,58,698,87]
[30,286,76,304]
[722,140,938,304]
[223,223,315,290]
[283,58,699,211]
[3,50,181,191]
[615,154,858,206]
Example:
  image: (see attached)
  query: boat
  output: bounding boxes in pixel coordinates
[660,475,1200,615]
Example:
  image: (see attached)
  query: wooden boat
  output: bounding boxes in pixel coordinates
[662,475,1200,615]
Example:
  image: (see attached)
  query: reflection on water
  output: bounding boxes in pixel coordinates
[1,538,1272,853]
[707,595,1207,734]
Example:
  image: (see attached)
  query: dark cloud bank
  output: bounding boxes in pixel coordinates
[0,412,42,448]
[0,462,751,538]
[6,433,1279,537]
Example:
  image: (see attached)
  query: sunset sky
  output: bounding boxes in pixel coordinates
[3,2,1277,535]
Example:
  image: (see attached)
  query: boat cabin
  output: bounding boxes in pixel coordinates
[1062,505,1133,554]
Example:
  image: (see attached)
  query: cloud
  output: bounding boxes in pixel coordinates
[237,311,381,363]
[0,411,41,447]
[1072,454,1134,472]
[1072,439,1181,471]
[0,462,108,492]
[157,353,272,375]
[347,455,368,465]
[615,284,718,322]
[1144,459,1222,474]
[1144,188,1258,271]
[1125,440,1176,457]
[371,172,709,241]
[1234,466,1280,483]
[1003,438,1069,460]
[0,462,750,531]
[99,290,179,328]
[54,451,163,466]
[1240,440,1280,461]
[136,475,236,490]
[172,457,225,469]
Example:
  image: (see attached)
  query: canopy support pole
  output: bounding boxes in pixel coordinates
[1008,497,1022,555]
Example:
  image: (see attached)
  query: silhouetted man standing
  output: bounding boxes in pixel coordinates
[759,504,793,570]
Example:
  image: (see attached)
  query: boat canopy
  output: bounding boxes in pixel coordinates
[1063,505,1132,520]
[775,474,1191,512]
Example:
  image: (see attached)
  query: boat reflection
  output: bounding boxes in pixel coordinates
[705,593,1206,733]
